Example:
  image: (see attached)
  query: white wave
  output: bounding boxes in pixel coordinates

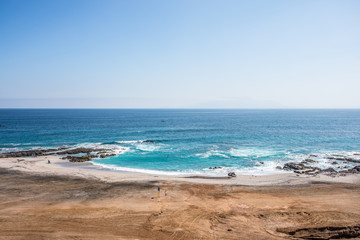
[203,160,286,176]
[229,147,278,158]
[91,162,203,176]
[135,143,161,152]
[0,147,20,153]
[92,159,286,177]
[196,150,230,158]
[116,140,146,144]
[116,139,162,152]
[73,142,130,155]
[90,149,360,177]
[196,147,280,159]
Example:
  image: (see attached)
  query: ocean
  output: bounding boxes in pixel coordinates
[1,109,360,176]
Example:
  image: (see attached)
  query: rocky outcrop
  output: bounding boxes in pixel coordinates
[283,162,318,171]
[326,156,360,163]
[62,155,96,162]
[281,161,360,176]
[282,163,339,175]
[348,165,360,174]
[100,153,116,158]
[0,147,115,160]
[0,147,109,158]
[277,224,360,239]
[0,149,59,158]
[300,159,317,164]
[56,148,108,155]
[322,167,337,173]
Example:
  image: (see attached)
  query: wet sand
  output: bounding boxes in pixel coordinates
[0,166,360,239]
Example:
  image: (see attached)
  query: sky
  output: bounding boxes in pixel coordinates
[0,0,359,108]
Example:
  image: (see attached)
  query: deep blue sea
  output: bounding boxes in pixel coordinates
[1,109,360,176]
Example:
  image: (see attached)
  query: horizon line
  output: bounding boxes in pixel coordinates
[1,108,360,110]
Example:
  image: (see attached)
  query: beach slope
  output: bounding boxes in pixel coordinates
[0,167,360,240]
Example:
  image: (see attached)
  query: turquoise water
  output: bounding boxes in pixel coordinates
[1,109,360,175]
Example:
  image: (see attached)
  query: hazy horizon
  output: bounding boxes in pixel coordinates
[1,0,359,109]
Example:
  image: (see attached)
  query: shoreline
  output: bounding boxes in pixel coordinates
[1,155,359,186]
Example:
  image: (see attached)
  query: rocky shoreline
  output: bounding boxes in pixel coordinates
[1,147,360,177]
[277,153,360,177]
[280,162,360,176]
[0,147,118,162]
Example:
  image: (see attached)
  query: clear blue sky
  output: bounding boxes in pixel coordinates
[0,0,359,108]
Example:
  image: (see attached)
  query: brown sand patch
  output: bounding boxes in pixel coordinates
[0,169,359,239]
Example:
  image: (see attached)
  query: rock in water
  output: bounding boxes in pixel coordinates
[209,166,223,170]
[349,165,360,173]
[283,162,321,175]
[228,172,236,177]
[301,159,317,164]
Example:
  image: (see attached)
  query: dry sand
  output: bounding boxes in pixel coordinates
[0,156,360,239]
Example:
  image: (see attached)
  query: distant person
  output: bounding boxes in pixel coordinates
[48,160,51,164]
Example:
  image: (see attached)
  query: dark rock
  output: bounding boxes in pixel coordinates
[349,165,360,174]
[322,168,337,173]
[283,162,306,171]
[311,165,360,176]
[283,162,321,175]
[327,156,360,163]
[344,158,360,163]
[331,161,338,165]
[301,159,317,164]
[100,153,116,158]
[0,147,112,158]
[56,148,107,155]
[276,166,282,170]
[228,172,236,177]
[327,156,343,160]
[259,161,264,164]
[277,224,360,239]
[63,155,95,162]
[0,148,59,158]
[209,166,223,170]
[294,169,321,175]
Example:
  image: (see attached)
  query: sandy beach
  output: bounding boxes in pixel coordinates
[0,156,360,239]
